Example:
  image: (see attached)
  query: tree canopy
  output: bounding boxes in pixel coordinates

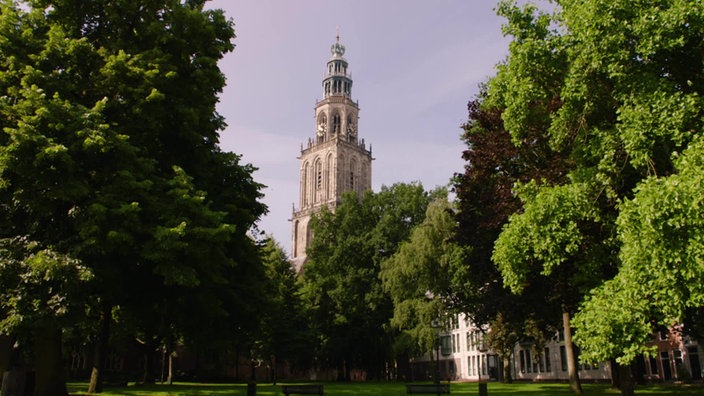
[574,138,704,365]
[476,0,704,393]
[380,195,467,357]
[301,183,442,380]
[0,0,266,393]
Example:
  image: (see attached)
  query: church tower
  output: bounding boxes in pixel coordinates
[290,35,373,271]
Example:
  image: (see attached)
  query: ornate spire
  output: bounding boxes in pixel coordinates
[323,32,352,98]
[331,28,345,58]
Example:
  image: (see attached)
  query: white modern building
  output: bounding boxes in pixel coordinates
[412,313,702,383]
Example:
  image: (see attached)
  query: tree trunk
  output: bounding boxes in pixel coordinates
[167,350,173,385]
[249,359,256,381]
[562,310,582,394]
[610,359,621,389]
[617,363,635,396]
[33,323,68,396]
[502,353,513,383]
[88,303,111,393]
[160,347,166,383]
[397,351,411,382]
[430,347,439,384]
[142,340,157,384]
[0,334,13,383]
[235,347,240,379]
[271,355,277,386]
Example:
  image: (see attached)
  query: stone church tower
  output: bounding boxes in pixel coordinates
[290,35,373,271]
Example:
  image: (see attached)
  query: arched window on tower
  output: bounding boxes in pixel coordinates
[315,159,323,202]
[337,154,345,200]
[303,162,310,206]
[293,220,299,257]
[332,113,341,134]
[346,115,355,140]
[326,154,334,200]
[306,224,313,251]
[349,157,357,191]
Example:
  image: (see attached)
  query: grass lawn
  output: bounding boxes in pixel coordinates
[67,381,704,396]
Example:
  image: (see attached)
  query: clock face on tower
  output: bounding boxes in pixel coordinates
[347,124,356,139]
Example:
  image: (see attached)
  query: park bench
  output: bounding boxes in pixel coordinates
[280,384,324,395]
[406,383,450,395]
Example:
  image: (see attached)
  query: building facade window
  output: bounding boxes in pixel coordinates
[519,350,526,374]
[560,345,568,372]
[661,351,672,380]
[545,347,552,372]
[674,350,683,376]
[441,336,452,356]
[649,355,659,376]
[687,346,702,380]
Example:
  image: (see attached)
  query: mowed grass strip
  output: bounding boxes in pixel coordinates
[67,381,704,396]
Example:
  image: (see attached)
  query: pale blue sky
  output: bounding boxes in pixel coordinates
[207,0,512,253]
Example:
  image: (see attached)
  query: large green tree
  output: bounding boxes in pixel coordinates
[380,195,467,380]
[253,237,313,383]
[0,1,266,393]
[487,0,704,394]
[482,3,604,391]
[452,94,568,382]
[301,183,440,380]
[573,138,704,389]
